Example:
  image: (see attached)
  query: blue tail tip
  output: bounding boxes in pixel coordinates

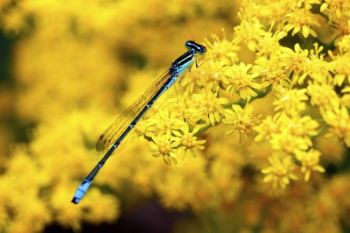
[71,180,91,204]
[71,197,80,204]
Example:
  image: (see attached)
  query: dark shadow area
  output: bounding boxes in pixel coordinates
[44,199,190,233]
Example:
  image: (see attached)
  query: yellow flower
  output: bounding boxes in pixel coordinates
[262,154,298,189]
[183,59,227,93]
[256,112,319,154]
[223,104,259,139]
[191,91,227,126]
[150,134,179,165]
[270,131,310,153]
[321,105,350,147]
[4,0,350,231]
[329,52,350,86]
[337,33,350,52]
[307,82,340,111]
[283,6,321,38]
[233,17,266,51]
[254,116,280,141]
[223,62,262,100]
[134,118,157,138]
[147,109,184,136]
[285,115,319,138]
[204,32,239,64]
[255,29,288,57]
[307,43,332,84]
[295,149,325,181]
[282,44,309,84]
[320,0,350,22]
[255,114,319,148]
[253,55,291,88]
[166,98,202,125]
[273,87,308,116]
[172,124,206,156]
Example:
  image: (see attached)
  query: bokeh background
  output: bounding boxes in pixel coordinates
[1,0,350,233]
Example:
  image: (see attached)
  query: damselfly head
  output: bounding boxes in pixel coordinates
[185,40,206,54]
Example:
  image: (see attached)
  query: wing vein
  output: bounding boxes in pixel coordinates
[96,69,171,151]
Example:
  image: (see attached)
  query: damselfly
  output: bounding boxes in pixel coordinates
[71,40,206,204]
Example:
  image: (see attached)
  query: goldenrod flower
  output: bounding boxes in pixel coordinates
[147,109,184,136]
[270,131,310,153]
[307,44,332,83]
[150,134,179,165]
[172,124,206,156]
[191,91,227,126]
[282,44,309,84]
[223,104,259,138]
[255,29,288,57]
[254,55,291,88]
[321,105,350,146]
[329,52,350,86]
[262,154,298,189]
[223,62,262,100]
[167,98,202,125]
[286,115,319,138]
[320,0,350,22]
[307,82,340,111]
[273,87,308,116]
[134,118,157,138]
[2,0,350,231]
[204,33,239,64]
[295,149,325,181]
[255,114,319,145]
[337,33,350,52]
[183,59,227,93]
[254,116,280,141]
[283,6,321,38]
[257,111,319,154]
[233,17,266,51]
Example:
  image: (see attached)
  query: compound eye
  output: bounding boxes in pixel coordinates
[198,45,206,53]
[185,40,206,53]
[185,40,195,49]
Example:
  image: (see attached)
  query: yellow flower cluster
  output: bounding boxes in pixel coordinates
[0,0,350,233]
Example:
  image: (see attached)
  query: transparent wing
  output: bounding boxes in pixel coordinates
[96,69,171,151]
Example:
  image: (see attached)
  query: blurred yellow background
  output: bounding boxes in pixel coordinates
[0,0,350,233]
